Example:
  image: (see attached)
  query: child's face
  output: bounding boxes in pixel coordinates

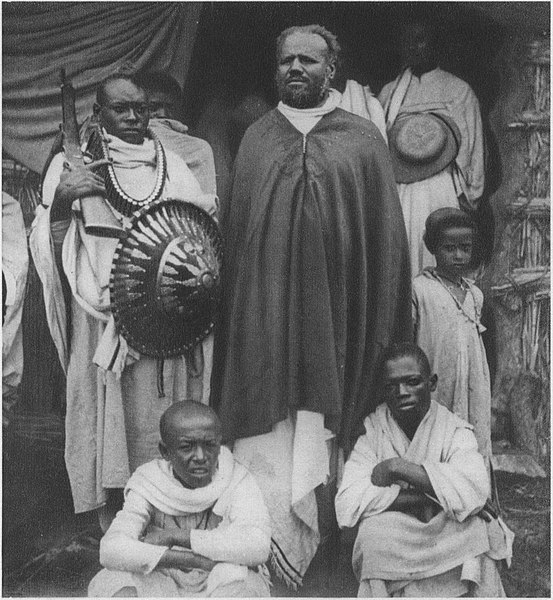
[160,415,222,489]
[382,354,437,431]
[434,226,474,276]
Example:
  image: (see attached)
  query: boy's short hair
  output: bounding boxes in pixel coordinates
[379,342,432,380]
[423,207,477,254]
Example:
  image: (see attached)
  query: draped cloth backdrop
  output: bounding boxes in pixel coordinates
[2,2,202,174]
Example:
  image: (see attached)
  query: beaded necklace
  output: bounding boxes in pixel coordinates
[87,126,167,217]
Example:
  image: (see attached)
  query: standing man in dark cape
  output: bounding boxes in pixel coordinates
[210,24,411,587]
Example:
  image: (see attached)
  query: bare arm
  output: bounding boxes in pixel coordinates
[372,458,439,522]
[371,457,434,493]
[156,548,217,572]
[387,489,440,523]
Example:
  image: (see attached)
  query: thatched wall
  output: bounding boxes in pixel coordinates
[485,35,550,466]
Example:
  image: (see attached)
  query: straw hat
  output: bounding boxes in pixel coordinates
[389,112,461,184]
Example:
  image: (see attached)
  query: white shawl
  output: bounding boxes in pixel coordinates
[337,401,507,581]
[339,79,387,143]
[127,447,235,516]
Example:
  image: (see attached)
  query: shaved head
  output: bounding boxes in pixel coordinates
[160,401,222,447]
[159,402,222,488]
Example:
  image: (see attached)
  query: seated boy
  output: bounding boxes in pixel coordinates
[89,401,271,597]
[335,343,512,597]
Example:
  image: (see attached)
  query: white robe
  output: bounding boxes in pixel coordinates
[339,80,387,143]
[335,400,512,597]
[2,192,29,392]
[30,134,218,513]
[413,269,492,458]
[379,68,485,275]
[148,118,217,196]
[89,447,271,597]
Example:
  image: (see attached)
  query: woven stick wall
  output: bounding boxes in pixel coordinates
[491,37,550,464]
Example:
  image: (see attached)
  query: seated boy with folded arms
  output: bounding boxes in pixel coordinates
[335,343,512,597]
[89,401,271,597]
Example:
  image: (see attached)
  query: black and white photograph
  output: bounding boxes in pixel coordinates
[2,2,550,597]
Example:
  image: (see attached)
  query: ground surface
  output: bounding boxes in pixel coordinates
[2,425,550,597]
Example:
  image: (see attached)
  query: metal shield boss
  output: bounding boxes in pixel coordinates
[110,198,222,358]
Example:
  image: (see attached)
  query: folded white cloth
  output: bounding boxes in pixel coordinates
[277,89,342,134]
[128,447,235,515]
[339,79,388,142]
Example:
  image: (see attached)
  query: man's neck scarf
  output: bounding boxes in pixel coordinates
[104,130,157,170]
[277,88,342,134]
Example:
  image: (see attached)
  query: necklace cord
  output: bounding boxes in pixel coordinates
[430,269,483,329]
[88,127,167,217]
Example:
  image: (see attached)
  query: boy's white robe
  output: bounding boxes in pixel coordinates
[336,400,512,597]
[413,270,492,458]
[89,447,271,597]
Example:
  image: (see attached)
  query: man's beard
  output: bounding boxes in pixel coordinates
[276,74,331,109]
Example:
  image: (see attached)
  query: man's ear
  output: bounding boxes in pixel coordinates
[429,374,438,392]
[159,441,169,460]
[327,61,336,80]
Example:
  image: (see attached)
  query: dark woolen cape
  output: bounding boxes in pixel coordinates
[211,108,412,451]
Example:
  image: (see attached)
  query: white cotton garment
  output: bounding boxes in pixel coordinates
[339,79,388,143]
[2,192,29,390]
[31,133,217,514]
[277,88,342,134]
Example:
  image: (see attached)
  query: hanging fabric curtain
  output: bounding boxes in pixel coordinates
[2,2,202,174]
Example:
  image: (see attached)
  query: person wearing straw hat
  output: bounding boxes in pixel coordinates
[379,16,485,276]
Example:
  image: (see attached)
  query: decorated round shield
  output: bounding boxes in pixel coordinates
[110,198,222,358]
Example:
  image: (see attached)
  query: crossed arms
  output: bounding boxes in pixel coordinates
[100,482,270,575]
[335,414,490,529]
[370,457,441,522]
